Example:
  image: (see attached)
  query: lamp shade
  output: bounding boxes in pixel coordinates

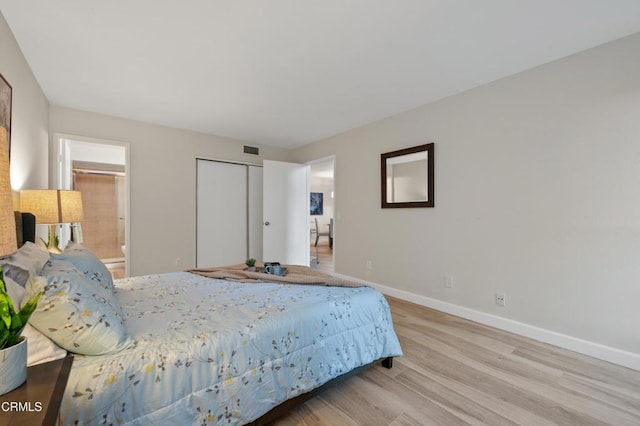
[20,190,84,224]
[0,128,17,257]
[59,190,84,223]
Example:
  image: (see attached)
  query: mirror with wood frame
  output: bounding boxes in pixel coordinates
[381,143,434,208]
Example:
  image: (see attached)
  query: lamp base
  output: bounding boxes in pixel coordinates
[45,224,62,254]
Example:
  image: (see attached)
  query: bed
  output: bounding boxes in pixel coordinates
[2,217,402,425]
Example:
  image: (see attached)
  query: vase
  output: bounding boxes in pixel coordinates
[247,266,256,272]
[0,337,27,396]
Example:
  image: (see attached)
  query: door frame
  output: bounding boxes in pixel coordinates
[306,155,336,266]
[53,133,130,276]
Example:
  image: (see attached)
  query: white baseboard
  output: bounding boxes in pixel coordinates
[335,273,640,371]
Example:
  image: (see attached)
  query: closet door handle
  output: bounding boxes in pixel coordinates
[264,221,270,226]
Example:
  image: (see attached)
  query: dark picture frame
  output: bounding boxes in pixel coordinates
[0,73,12,157]
[381,143,434,208]
[310,192,323,215]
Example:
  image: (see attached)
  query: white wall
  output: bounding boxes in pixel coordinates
[292,33,640,362]
[49,106,293,276]
[0,11,49,192]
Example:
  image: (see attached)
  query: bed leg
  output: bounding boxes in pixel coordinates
[382,357,393,369]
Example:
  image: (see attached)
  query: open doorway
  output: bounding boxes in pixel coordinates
[55,135,130,278]
[308,157,335,273]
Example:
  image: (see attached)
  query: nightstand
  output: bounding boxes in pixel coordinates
[0,354,73,426]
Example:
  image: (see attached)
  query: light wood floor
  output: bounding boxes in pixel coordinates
[310,240,334,274]
[271,296,640,425]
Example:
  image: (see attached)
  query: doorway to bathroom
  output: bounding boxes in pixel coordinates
[55,135,130,279]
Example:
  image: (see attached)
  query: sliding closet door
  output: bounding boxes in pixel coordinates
[247,166,263,261]
[196,160,247,267]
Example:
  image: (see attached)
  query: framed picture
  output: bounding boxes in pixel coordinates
[0,73,11,156]
[310,192,323,215]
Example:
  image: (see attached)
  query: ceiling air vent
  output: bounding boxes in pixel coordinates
[243,145,259,155]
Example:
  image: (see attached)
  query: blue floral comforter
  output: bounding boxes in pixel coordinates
[60,272,402,425]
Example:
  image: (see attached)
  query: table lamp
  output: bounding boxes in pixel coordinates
[19,189,84,253]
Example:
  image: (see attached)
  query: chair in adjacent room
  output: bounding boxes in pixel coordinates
[312,218,330,264]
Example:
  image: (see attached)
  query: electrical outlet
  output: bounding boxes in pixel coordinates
[366,260,372,271]
[175,257,182,267]
[444,276,453,288]
[496,292,506,307]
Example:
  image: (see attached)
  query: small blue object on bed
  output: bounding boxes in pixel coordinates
[60,271,402,425]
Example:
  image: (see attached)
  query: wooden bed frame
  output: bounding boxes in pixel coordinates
[251,357,393,425]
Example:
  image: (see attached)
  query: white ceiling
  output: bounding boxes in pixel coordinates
[2,1,640,149]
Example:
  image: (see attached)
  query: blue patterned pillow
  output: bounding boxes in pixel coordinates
[51,243,114,292]
[25,260,131,355]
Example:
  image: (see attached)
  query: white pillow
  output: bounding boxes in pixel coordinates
[0,242,50,286]
[2,275,25,310]
[22,324,67,366]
